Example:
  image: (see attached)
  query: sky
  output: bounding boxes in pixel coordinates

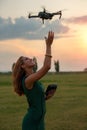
[0,0,87,72]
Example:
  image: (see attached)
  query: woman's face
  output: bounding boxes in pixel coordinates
[21,57,35,69]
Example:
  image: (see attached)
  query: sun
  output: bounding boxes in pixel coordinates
[82,32,87,44]
[79,26,87,45]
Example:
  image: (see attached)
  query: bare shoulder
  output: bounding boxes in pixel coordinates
[25,77,33,89]
[25,67,49,89]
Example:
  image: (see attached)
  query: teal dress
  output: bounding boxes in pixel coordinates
[22,77,46,130]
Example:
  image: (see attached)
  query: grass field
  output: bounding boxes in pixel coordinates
[0,72,87,130]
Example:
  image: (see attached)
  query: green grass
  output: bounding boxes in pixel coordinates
[0,72,87,130]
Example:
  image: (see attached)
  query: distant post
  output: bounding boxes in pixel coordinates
[33,57,38,72]
[54,60,60,73]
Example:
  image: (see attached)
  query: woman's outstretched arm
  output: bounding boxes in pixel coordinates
[25,31,54,89]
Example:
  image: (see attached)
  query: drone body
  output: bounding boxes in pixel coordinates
[28,8,62,24]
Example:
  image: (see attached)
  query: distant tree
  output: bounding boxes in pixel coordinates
[54,60,59,73]
[12,62,15,71]
[84,68,87,72]
[33,57,38,72]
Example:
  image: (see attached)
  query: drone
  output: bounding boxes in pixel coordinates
[28,8,62,24]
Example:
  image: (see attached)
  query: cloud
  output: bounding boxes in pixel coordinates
[65,15,87,24]
[0,16,69,40]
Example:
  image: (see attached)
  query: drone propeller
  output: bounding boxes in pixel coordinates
[42,6,47,13]
[59,9,68,12]
[62,9,68,11]
[43,8,46,13]
[28,13,31,18]
[57,9,67,19]
[28,12,36,18]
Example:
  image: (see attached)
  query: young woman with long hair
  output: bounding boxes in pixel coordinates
[12,31,55,130]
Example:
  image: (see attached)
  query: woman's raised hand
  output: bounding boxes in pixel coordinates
[45,31,54,46]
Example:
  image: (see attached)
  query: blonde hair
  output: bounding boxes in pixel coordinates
[12,56,25,96]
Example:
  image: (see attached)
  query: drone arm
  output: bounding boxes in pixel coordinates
[52,11,62,19]
[52,11,62,15]
[28,15,39,18]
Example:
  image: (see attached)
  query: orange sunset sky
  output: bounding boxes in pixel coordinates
[0,0,87,72]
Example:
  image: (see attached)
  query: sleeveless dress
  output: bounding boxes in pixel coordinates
[22,77,46,130]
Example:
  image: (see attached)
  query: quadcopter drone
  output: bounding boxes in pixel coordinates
[28,8,62,24]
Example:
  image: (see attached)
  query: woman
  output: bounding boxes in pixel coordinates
[12,31,55,130]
